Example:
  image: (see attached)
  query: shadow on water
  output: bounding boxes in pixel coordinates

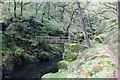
[2,55,63,79]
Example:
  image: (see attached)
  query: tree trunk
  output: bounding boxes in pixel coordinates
[67,10,75,43]
[36,3,38,14]
[47,2,50,20]
[77,2,91,48]
[67,11,74,36]
[117,0,120,28]
[117,1,120,57]
[41,4,47,23]
[87,12,93,34]
[20,0,23,16]
[8,0,12,17]
[61,6,65,22]
[14,0,16,17]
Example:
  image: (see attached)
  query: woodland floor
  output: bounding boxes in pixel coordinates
[42,43,119,78]
[96,44,119,78]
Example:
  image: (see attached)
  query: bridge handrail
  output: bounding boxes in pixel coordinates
[15,33,81,44]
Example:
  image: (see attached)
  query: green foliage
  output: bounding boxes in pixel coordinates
[57,60,69,69]
[28,56,37,62]
[37,51,50,60]
[2,16,65,70]
[5,23,17,36]
[93,71,114,78]
[42,69,67,78]
[94,34,105,43]
[2,50,13,70]
[49,44,64,53]
[94,36,103,43]
[76,32,83,39]
[102,58,114,68]
[64,50,78,62]
[23,53,37,62]
[0,31,2,57]
[63,44,83,62]
[108,26,118,31]
[69,44,84,53]
[92,58,116,78]
[11,47,25,65]
[2,2,118,78]
[14,47,24,56]
[1,38,7,55]
[104,28,118,60]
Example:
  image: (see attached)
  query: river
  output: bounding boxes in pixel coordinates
[2,55,62,79]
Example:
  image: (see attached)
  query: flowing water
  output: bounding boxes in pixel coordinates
[2,56,62,79]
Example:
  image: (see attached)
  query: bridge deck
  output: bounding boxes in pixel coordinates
[15,35,81,44]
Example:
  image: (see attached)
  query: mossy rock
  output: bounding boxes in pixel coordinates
[63,44,82,62]
[42,69,67,78]
[65,44,84,53]
[63,50,78,62]
[49,44,64,53]
[57,60,69,69]
[37,51,50,61]
[94,34,105,43]
[69,44,84,53]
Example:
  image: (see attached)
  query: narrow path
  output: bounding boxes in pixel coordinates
[97,44,119,78]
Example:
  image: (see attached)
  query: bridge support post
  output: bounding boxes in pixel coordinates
[68,35,71,43]
[62,36,63,44]
[63,43,68,60]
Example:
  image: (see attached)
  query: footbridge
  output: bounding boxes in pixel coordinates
[15,34,82,44]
